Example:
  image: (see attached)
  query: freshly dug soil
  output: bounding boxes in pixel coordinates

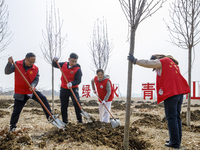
[0,99,14,108]
[112,102,126,110]
[0,110,10,118]
[83,108,99,114]
[0,128,31,150]
[41,121,150,149]
[133,111,200,132]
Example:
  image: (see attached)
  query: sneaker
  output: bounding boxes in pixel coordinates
[165,143,180,149]
[165,140,170,144]
[9,127,16,132]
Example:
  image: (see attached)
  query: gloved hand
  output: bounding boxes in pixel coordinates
[53,56,59,62]
[93,90,96,94]
[102,100,106,105]
[29,86,36,92]
[127,53,137,64]
[67,82,72,88]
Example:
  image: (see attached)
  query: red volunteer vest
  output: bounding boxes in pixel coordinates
[15,60,38,94]
[61,62,79,89]
[156,57,190,104]
[94,76,114,103]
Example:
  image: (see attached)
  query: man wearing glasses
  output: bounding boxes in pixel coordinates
[5,52,52,132]
[53,53,83,124]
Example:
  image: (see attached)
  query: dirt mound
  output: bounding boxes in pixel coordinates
[83,108,99,114]
[135,103,157,109]
[0,110,10,118]
[181,110,200,121]
[0,99,14,108]
[25,99,41,108]
[84,100,99,106]
[0,128,31,150]
[133,111,200,133]
[190,104,200,107]
[41,121,150,149]
[23,108,44,115]
[112,102,126,110]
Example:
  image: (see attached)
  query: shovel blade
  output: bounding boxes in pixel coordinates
[81,110,93,123]
[49,114,66,129]
[110,118,121,128]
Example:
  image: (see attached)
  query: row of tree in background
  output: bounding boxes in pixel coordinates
[40,0,112,113]
[0,0,200,149]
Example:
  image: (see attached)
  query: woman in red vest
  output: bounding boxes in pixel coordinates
[128,54,190,149]
[5,53,52,132]
[91,69,114,123]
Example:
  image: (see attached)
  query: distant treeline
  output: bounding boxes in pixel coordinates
[0,90,59,96]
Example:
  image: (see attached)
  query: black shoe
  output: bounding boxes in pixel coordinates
[77,120,83,123]
[165,140,170,143]
[165,143,180,149]
[9,127,16,132]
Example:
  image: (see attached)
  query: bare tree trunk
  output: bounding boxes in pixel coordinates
[123,27,135,150]
[52,65,54,114]
[187,48,192,126]
[41,0,66,113]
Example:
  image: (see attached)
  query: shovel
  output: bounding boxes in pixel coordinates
[55,60,93,123]
[95,94,121,128]
[11,57,66,129]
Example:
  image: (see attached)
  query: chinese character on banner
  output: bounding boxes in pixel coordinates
[186,81,200,100]
[142,83,155,100]
[82,85,91,98]
[113,84,119,97]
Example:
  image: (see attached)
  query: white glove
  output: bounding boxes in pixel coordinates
[53,57,59,61]
[67,82,72,88]
[27,94,33,98]
[102,100,106,105]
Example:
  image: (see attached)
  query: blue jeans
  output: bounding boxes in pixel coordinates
[164,94,183,148]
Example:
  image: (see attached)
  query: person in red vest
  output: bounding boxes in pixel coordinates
[128,53,190,149]
[5,53,52,132]
[53,53,82,124]
[91,69,114,123]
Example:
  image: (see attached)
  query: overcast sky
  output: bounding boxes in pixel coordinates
[1,0,200,97]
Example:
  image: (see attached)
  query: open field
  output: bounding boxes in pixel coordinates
[0,95,200,150]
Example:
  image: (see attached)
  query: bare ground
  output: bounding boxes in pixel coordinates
[0,96,200,150]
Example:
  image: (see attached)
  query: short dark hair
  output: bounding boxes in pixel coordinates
[96,69,104,74]
[150,54,179,65]
[25,52,36,58]
[70,53,78,59]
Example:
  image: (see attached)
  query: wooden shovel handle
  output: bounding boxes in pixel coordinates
[11,57,53,118]
[95,94,115,119]
[55,60,82,110]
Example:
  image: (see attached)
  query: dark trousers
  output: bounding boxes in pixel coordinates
[59,87,82,124]
[164,94,183,148]
[10,91,51,128]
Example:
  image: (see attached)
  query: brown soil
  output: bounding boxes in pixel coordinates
[133,111,200,132]
[40,121,149,149]
[0,97,200,150]
[112,102,126,110]
[0,110,10,118]
[0,99,13,108]
[83,108,99,114]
